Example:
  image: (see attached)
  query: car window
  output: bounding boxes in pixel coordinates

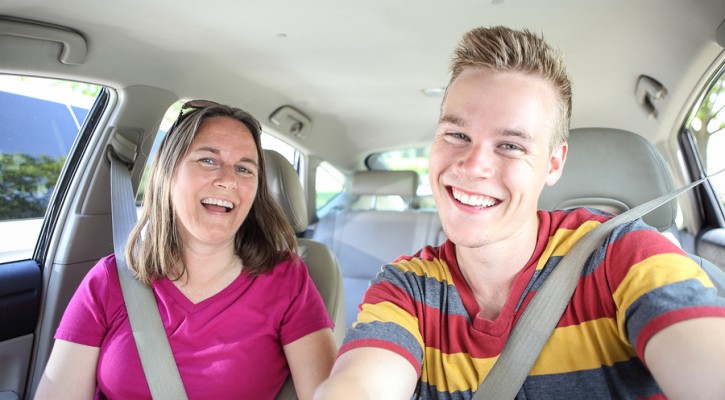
[684,66,725,213]
[0,74,102,263]
[366,145,436,209]
[315,161,345,211]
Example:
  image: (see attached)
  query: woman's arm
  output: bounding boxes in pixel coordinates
[35,339,99,400]
[283,328,337,400]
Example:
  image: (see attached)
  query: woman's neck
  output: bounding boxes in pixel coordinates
[172,243,243,303]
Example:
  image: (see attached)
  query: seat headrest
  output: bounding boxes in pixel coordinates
[539,127,677,231]
[264,149,308,234]
[352,170,419,196]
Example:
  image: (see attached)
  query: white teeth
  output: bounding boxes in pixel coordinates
[452,188,497,207]
[201,198,234,209]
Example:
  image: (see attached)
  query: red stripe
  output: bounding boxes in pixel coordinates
[636,306,725,361]
[339,339,422,375]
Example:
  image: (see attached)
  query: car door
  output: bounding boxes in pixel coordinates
[678,64,725,270]
[0,74,107,400]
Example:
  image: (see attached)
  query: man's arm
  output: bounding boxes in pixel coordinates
[644,317,725,399]
[313,347,418,400]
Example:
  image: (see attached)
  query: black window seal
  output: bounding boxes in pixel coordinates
[678,126,725,230]
[33,87,111,266]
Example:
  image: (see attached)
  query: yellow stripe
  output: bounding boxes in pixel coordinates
[613,253,715,334]
[420,319,637,391]
[530,318,636,375]
[420,347,497,392]
[536,220,601,270]
[354,301,424,349]
[393,257,454,283]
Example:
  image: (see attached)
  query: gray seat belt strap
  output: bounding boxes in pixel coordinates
[473,170,722,400]
[109,150,189,400]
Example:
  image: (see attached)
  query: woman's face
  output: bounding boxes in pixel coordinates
[170,116,259,250]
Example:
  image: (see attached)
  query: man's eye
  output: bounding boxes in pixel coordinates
[447,132,468,141]
[501,143,523,151]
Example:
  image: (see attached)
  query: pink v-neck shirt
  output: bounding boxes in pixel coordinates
[55,254,333,399]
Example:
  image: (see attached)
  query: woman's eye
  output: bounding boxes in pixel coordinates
[235,165,253,175]
[199,157,216,165]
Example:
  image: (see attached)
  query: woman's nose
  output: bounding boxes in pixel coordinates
[214,165,238,189]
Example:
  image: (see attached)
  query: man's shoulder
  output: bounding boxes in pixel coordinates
[542,207,612,229]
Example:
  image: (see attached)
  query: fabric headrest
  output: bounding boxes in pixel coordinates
[352,170,419,197]
[539,127,676,231]
[264,149,308,234]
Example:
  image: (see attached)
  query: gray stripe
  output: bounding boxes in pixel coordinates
[372,263,470,321]
[414,358,660,399]
[343,320,424,365]
[625,278,725,347]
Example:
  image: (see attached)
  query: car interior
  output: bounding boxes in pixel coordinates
[1,1,725,399]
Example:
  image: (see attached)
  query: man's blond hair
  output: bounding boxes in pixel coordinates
[448,26,572,149]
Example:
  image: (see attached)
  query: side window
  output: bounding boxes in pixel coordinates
[684,67,725,212]
[315,161,345,211]
[0,75,102,263]
[261,133,297,166]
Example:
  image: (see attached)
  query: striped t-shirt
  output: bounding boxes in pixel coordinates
[340,208,725,399]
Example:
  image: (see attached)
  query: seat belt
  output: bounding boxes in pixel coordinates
[108,137,189,399]
[473,169,724,400]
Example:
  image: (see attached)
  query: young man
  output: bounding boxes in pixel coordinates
[314,26,725,399]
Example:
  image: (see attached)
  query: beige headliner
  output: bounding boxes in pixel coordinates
[1,0,725,171]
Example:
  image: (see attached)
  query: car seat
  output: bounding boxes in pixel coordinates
[539,127,725,295]
[264,150,345,399]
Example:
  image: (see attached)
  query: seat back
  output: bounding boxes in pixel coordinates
[539,127,677,231]
[539,127,725,295]
[312,170,446,329]
[349,170,419,210]
[264,150,346,343]
[265,150,346,400]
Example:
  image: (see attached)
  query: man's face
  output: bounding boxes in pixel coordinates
[429,68,567,249]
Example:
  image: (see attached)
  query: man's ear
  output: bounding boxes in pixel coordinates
[545,141,568,186]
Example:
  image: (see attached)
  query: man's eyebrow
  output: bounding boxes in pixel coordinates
[500,129,534,141]
[438,114,466,127]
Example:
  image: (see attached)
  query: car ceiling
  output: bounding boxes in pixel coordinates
[1,0,725,171]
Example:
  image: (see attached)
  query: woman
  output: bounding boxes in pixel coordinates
[36,101,336,399]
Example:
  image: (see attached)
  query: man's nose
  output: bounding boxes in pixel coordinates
[458,145,495,178]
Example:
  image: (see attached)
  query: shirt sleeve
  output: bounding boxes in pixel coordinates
[606,220,725,359]
[54,254,119,347]
[338,263,425,375]
[278,258,335,345]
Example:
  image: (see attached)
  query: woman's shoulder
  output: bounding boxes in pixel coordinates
[262,256,308,280]
[79,254,122,294]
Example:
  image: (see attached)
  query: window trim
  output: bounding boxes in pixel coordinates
[33,87,110,265]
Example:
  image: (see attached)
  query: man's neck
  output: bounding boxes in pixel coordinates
[455,220,540,320]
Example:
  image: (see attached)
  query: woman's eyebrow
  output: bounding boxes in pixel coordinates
[191,146,258,165]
